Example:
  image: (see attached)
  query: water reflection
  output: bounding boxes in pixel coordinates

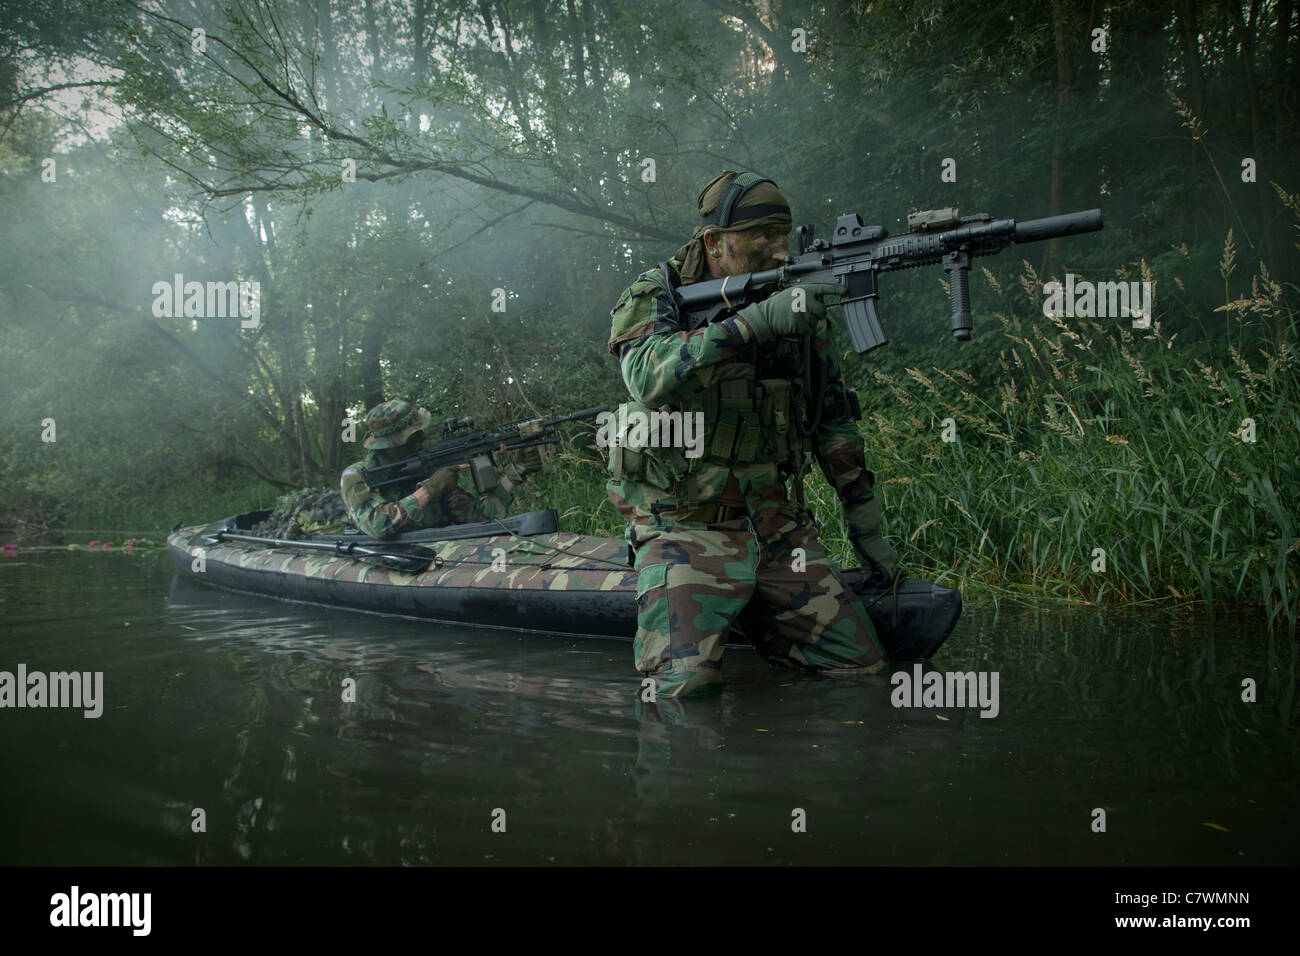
[0,555,1294,866]
[164,576,1298,865]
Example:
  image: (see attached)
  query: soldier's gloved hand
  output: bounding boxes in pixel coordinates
[515,443,545,476]
[738,283,843,343]
[502,461,531,484]
[853,533,899,588]
[417,468,459,501]
[848,498,899,588]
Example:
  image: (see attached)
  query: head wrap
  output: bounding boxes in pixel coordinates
[673,171,793,282]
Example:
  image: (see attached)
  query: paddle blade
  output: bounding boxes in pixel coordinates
[351,542,440,573]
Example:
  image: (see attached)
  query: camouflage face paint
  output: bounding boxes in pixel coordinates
[719,226,790,275]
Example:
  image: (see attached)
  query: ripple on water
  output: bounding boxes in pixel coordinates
[0,554,1295,865]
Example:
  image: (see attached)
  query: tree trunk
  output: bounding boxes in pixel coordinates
[361,315,386,411]
[1270,0,1293,153]
[580,0,604,104]
[1227,0,1271,255]
[1175,0,1208,117]
[566,0,585,89]
[477,1,536,143]
[314,312,346,479]
[413,0,429,89]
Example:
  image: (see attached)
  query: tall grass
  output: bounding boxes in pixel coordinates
[510,446,624,537]
[807,227,1298,632]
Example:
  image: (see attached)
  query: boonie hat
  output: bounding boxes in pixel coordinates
[363,400,432,450]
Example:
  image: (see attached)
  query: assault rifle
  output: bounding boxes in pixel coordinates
[361,405,608,492]
[671,206,1103,352]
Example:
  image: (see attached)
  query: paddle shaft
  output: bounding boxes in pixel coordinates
[209,531,438,572]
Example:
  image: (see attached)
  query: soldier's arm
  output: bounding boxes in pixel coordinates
[810,338,878,523]
[610,271,757,407]
[435,482,512,526]
[339,463,418,539]
[815,347,899,580]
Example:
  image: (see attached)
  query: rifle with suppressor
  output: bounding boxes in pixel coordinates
[671,206,1103,352]
[361,405,608,493]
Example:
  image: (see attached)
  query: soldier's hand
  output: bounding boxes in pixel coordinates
[502,462,530,485]
[418,468,459,501]
[516,444,544,475]
[848,497,898,587]
[852,533,899,588]
[738,284,842,343]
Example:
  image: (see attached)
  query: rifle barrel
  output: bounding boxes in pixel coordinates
[1014,208,1103,244]
[557,405,610,423]
[362,405,608,491]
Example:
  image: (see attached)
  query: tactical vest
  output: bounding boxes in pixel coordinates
[607,370,815,492]
[608,258,856,496]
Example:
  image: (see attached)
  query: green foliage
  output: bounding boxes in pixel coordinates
[509,449,623,538]
[835,250,1298,630]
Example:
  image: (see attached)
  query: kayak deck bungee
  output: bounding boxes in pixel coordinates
[167,509,961,660]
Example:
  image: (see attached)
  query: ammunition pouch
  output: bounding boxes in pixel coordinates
[607,400,692,491]
[697,378,811,471]
[469,454,498,492]
[607,376,813,492]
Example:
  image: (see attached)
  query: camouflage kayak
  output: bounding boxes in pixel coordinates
[167,509,961,660]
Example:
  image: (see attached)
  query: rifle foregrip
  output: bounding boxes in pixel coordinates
[948,269,971,341]
[1014,209,1103,244]
[942,249,972,341]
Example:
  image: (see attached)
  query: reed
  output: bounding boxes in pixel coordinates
[810,221,1298,631]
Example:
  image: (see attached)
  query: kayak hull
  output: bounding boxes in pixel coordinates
[167,510,961,660]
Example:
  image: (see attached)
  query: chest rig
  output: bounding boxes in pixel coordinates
[608,262,823,494]
[693,341,814,469]
[606,371,814,493]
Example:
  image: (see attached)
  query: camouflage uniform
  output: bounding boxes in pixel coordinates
[340,400,514,539]
[340,456,513,539]
[606,173,888,698]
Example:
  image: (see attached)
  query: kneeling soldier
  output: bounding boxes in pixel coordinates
[606,171,900,697]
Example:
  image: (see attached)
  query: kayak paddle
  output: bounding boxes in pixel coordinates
[205,531,440,573]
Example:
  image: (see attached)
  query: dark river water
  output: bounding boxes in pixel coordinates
[1,549,1296,866]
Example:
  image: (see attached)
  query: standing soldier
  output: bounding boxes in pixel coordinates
[605,171,900,697]
[341,399,539,539]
